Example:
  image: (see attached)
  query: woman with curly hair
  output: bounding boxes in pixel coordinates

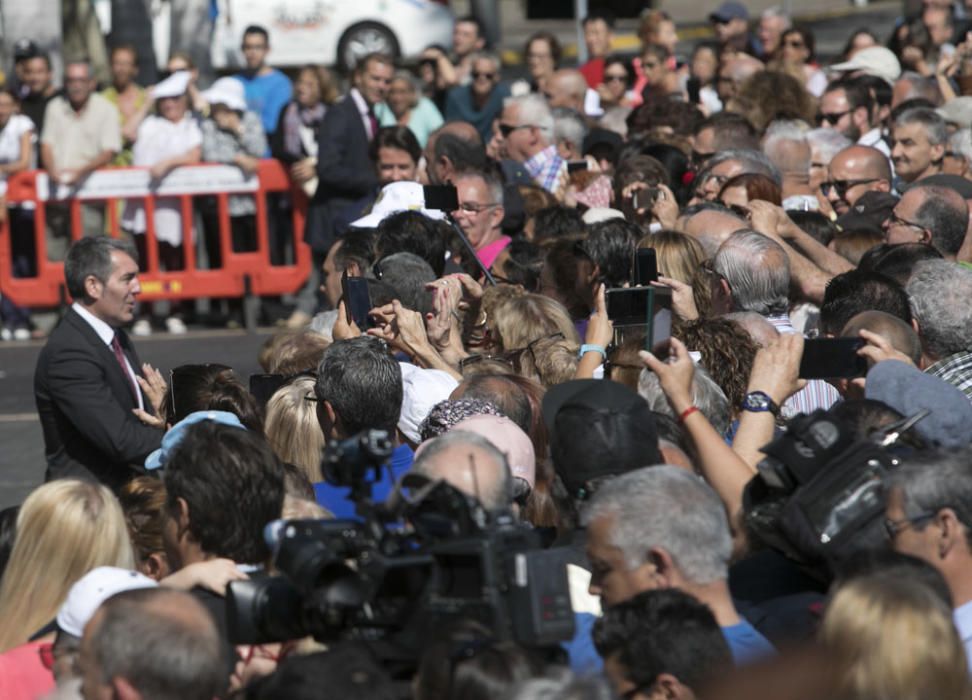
[727,70,816,132]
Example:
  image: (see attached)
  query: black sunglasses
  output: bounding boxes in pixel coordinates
[820,178,878,198]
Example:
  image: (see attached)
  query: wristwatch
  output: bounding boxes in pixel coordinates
[741,391,780,417]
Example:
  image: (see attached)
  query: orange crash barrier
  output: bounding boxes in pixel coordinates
[0,160,311,309]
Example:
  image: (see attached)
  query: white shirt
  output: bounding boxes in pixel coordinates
[350,88,376,140]
[858,127,892,159]
[122,113,203,246]
[954,599,972,673]
[72,302,145,410]
[0,114,34,196]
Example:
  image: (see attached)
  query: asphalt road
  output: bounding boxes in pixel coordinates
[0,327,274,510]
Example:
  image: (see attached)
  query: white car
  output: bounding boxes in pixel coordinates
[208,0,454,70]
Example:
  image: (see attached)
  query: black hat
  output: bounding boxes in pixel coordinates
[13,39,39,61]
[583,128,623,158]
[836,191,898,232]
[542,379,662,499]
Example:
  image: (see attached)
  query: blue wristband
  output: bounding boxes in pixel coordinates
[579,344,607,361]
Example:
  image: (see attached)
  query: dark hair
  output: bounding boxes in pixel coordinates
[841,29,880,62]
[782,26,816,63]
[827,76,874,116]
[456,15,487,41]
[628,99,705,141]
[456,374,534,437]
[242,25,270,43]
[592,588,732,692]
[354,52,394,76]
[693,111,759,151]
[314,337,403,436]
[613,154,670,204]
[163,364,263,432]
[372,251,436,314]
[541,235,592,318]
[602,54,633,87]
[0,506,19,582]
[334,229,378,273]
[433,132,487,172]
[583,9,616,29]
[532,205,585,243]
[833,549,950,606]
[281,462,315,500]
[64,237,138,301]
[496,238,543,291]
[720,173,783,206]
[164,422,285,564]
[582,218,640,287]
[376,211,448,277]
[91,588,227,700]
[110,43,139,62]
[676,317,759,411]
[525,31,562,66]
[787,210,836,246]
[641,142,691,203]
[819,269,913,336]
[243,644,396,700]
[847,72,892,109]
[118,477,167,567]
[857,242,943,286]
[369,125,422,165]
[26,52,52,71]
[828,399,928,451]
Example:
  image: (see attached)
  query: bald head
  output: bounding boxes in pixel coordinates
[547,69,588,112]
[826,145,893,214]
[678,209,748,257]
[412,430,513,510]
[841,310,922,365]
[436,120,483,144]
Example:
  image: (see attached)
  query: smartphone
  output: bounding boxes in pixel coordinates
[799,338,867,379]
[635,248,658,286]
[341,272,373,329]
[606,287,672,350]
[567,160,589,174]
[249,374,289,408]
[423,184,459,212]
[632,187,659,211]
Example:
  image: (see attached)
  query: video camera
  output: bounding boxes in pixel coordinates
[226,429,575,668]
[743,409,924,581]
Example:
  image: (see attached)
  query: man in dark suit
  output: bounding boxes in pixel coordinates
[35,237,162,489]
[305,52,393,256]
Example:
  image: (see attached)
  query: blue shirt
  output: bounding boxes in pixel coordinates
[313,443,414,520]
[722,619,776,665]
[564,612,603,673]
[233,70,293,138]
[444,82,511,144]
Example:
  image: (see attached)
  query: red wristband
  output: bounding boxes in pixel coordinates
[678,406,700,423]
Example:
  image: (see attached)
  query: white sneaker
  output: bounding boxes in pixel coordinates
[132,319,152,336]
[165,317,187,335]
[0,328,11,341]
[12,328,30,341]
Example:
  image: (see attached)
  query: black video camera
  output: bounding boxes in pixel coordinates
[226,430,575,668]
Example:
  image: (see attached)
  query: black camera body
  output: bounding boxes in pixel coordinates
[227,430,575,663]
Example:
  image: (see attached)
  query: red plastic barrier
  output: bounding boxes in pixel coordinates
[0,160,311,307]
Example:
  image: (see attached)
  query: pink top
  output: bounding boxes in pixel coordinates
[0,641,55,700]
[477,236,512,270]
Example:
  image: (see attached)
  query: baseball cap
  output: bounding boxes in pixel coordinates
[145,410,246,470]
[453,414,536,488]
[865,360,972,449]
[835,191,898,232]
[543,379,662,498]
[398,362,459,444]
[152,70,192,100]
[33,567,158,639]
[709,1,749,23]
[202,76,247,112]
[350,182,447,229]
[13,39,39,61]
[937,96,972,130]
[581,207,625,224]
[829,47,901,86]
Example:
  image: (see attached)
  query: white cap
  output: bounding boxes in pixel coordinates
[56,567,158,637]
[937,97,972,129]
[398,362,459,444]
[202,76,247,112]
[581,207,626,224]
[829,46,901,86]
[350,181,446,229]
[152,70,192,100]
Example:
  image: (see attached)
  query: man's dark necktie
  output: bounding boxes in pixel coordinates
[111,333,139,401]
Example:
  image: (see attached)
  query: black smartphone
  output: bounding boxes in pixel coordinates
[567,160,589,174]
[635,248,658,286]
[632,187,659,211]
[606,287,650,327]
[799,338,867,379]
[343,275,373,329]
[686,76,701,105]
[423,184,459,212]
[249,373,288,408]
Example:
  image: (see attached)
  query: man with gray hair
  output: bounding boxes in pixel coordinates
[79,587,227,700]
[891,106,948,184]
[498,93,566,193]
[763,131,817,210]
[886,449,972,668]
[757,6,791,60]
[885,183,968,260]
[552,107,588,162]
[694,149,781,202]
[712,230,839,415]
[546,68,593,115]
[582,465,774,664]
[410,429,513,511]
[907,260,972,400]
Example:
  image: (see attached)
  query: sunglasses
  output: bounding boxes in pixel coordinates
[498,123,532,138]
[472,71,496,80]
[459,332,566,375]
[783,40,806,48]
[820,178,878,197]
[817,110,850,125]
[603,74,627,83]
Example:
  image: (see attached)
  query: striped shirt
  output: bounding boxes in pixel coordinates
[524,144,566,194]
[927,351,972,403]
[765,314,841,418]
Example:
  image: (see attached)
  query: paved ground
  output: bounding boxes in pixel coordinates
[0,327,274,509]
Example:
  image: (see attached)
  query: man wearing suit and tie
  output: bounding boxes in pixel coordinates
[35,237,162,490]
[305,52,394,257]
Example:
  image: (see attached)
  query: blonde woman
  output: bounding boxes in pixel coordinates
[490,293,580,353]
[0,480,134,652]
[265,376,326,483]
[640,230,711,319]
[820,574,972,700]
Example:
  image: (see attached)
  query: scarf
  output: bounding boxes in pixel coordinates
[282,101,326,158]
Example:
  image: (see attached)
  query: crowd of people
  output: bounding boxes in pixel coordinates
[5,1,972,698]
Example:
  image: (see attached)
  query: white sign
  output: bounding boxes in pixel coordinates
[35,165,259,202]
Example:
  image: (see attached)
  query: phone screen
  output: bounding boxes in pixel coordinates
[635,248,658,286]
[799,338,867,379]
[423,184,460,212]
[249,374,288,408]
[567,160,589,174]
[343,276,373,329]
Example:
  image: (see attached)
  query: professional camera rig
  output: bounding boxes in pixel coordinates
[226,430,575,668]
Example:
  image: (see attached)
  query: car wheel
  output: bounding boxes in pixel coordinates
[337,22,400,72]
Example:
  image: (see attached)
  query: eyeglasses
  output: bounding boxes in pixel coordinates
[459,332,565,375]
[603,74,627,83]
[884,512,937,540]
[820,178,879,198]
[783,40,806,49]
[887,210,927,231]
[454,201,499,214]
[472,71,496,80]
[817,110,851,125]
[498,123,533,138]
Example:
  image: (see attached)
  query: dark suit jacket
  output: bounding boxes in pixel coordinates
[34,308,162,490]
[305,92,379,253]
